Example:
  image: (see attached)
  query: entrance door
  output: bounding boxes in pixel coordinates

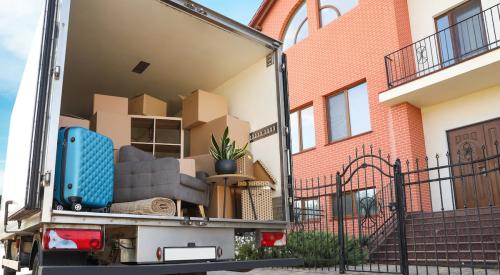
[448,118,500,209]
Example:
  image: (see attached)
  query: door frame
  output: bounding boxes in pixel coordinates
[446,117,500,209]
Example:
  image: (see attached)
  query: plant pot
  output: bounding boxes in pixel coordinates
[215,159,237,175]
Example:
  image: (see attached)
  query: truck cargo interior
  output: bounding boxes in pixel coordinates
[53,0,286,223]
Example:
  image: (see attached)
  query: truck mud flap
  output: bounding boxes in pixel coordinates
[40,258,304,275]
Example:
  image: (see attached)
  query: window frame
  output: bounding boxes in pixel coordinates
[319,5,341,27]
[282,0,309,50]
[290,104,316,155]
[326,81,370,143]
[434,0,486,64]
[294,197,321,222]
[318,0,358,28]
[332,187,378,219]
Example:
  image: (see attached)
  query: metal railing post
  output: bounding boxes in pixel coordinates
[393,159,409,275]
[336,172,345,273]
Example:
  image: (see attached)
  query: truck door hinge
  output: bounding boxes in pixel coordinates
[53,66,61,80]
[281,63,286,72]
[41,171,51,187]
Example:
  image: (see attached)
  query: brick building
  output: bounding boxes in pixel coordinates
[250,0,500,217]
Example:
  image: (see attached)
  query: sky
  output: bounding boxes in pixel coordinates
[0,0,262,193]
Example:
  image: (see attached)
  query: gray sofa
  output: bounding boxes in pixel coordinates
[114,146,211,216]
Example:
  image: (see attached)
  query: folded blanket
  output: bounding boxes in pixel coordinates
[111,197,176,216]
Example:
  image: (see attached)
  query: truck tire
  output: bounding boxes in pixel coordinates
[32,253,41,275]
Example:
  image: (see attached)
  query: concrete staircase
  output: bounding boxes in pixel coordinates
[369,207,500,268]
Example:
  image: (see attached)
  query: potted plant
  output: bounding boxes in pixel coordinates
[209,127,248,174]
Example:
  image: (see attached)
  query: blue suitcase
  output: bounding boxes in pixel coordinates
[54,127,114,211]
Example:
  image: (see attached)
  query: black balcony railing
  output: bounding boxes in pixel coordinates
[385,3,500,88]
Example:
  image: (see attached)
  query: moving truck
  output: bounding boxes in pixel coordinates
[0,0,300,274]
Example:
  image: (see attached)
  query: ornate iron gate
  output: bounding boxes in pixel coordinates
[335,147,408,274]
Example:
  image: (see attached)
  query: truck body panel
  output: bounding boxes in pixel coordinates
[1,0,298,272]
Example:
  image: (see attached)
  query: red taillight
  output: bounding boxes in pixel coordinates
[260,231,286,247]
[156,247,162,261]
[43,229,103,251]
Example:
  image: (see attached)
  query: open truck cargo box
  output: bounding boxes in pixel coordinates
[1,0,297,273]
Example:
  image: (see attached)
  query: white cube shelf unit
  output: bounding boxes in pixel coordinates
[130,115,184,159]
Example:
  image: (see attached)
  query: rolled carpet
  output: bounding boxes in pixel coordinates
[111,197,176,216]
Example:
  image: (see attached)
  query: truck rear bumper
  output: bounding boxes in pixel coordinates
[40,258,304,275]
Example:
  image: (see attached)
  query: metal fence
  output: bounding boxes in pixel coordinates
[385,3,500,88]
[281,142,500,275]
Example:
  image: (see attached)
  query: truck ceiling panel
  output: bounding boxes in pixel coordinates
[61,0,272,117]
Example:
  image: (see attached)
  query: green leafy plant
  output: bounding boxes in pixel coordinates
[209,127,248,160]
[235,231,367,268]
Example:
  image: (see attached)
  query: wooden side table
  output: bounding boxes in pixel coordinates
[207,174,255,218]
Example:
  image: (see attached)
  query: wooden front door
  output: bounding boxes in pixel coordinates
[448,118,500,209]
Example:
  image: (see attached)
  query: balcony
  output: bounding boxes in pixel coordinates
[380,3,500,107]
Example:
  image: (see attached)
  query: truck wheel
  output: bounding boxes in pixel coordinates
[71,203,82,211]
[32,253,41,275]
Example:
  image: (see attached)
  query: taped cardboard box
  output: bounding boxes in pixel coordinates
[93,93,128,115]
[59,115,90,129]
[129,94,167,117]
[182,90,228,129]
[189,115,249,156]
[186,154,215,176]
[178,159,195,177]
[91,112,131,150]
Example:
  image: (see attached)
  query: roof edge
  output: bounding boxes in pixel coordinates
[249,0,277,30]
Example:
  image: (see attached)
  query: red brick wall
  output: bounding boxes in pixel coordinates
[258,0,426,180]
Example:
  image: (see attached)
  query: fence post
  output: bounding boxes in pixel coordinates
[394,159,409,275]
[336,172,345,273]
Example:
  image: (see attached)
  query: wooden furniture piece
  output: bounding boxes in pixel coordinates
[207,174,255,218]
[130,115,184,159]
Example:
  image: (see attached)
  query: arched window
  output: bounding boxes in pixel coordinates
[282,1,309,50]
[319,0,358,27]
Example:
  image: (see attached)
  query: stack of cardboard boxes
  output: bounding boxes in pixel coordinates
[58,90,273,219]
[90,94,131,162]
[183,90,251,218]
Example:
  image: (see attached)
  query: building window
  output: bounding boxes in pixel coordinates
[327,82,370,142]
[283,1,309,50]
[294,198,320,221]
[319,0,358,27]
[333,188,377,218]
[435,0,486,66]
[290,105,316,154]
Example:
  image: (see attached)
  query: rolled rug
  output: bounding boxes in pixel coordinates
[111,197,176,216]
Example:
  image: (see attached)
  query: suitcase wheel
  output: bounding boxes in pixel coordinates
[71,203,82,212]
[55,204,65,211]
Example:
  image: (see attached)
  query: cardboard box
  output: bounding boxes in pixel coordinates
[90,112,131,150]
[129,94,167,117]
[178,159,196,177]
[186,154,215,175]
[189,115,250,156]
[93,94,128,115]
[208,185,234,218]
[59,115,90,129]
[182,90,228,129]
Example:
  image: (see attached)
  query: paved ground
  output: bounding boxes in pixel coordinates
[2,267,500,275]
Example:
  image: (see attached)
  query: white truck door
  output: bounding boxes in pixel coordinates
[2,0,69,227]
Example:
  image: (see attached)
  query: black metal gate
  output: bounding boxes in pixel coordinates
[335,146,408,274]
[287,143,500,275]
